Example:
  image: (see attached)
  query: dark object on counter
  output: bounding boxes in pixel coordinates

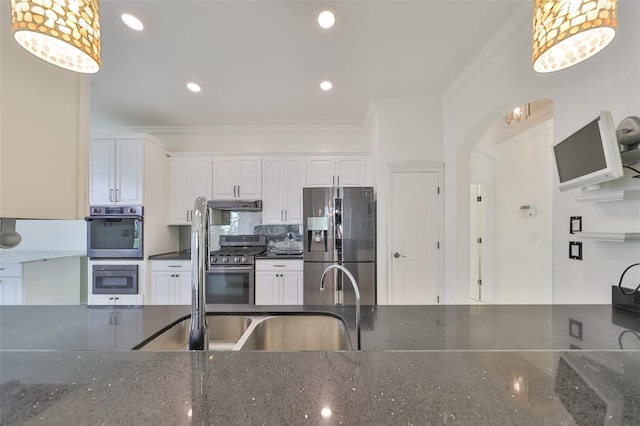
[612,286,640,314]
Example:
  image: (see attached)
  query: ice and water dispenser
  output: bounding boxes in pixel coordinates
[307,216,328,252]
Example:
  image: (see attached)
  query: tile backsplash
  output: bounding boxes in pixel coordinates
[177,212,302,251]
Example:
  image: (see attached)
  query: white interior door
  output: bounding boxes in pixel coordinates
[390,171,440,304]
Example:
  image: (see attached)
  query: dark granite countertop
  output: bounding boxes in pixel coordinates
[1,305,639,424]
[257,251,303,259]
[148,251,191,260]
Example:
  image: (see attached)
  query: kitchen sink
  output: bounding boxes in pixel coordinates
[236,315,352,351]
[135,314,253,351]
[135,313,353,351]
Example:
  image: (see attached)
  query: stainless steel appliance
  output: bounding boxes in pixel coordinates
[86,205,143,259]
[92,264,138,294]
[303,187,376,305]
[205,235,267,304]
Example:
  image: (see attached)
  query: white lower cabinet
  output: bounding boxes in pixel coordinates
[150,260,191,305]
[255,259,303,305]
[0,264,24,305]
[90,294,143,306]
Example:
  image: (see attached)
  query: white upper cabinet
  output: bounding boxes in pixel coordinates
[306,155,369,187]
[212,157,261,199]
[262,157,305,224]
[90,139,144,205]
[168,157,213,225]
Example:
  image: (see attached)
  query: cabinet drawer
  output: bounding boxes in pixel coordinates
[150,260,191,272]
[0,264,23,277]
[255,259,303,272]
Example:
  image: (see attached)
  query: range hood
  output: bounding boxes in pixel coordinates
[207,200,263,211]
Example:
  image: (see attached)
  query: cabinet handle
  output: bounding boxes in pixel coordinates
[168,265,182,268]
[237,185,241,198]
[109,189,114,202]
[284,210,288,222]
[280,210,283,221]
[273,265,286,268]
[115,188,120,202]
[337,175,340,187]
[233,185,237,198]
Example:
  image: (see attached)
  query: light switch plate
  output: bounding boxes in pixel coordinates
[570,216,582,234]
[569,241,582,260]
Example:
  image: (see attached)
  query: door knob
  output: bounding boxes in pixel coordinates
[393,252,405,258]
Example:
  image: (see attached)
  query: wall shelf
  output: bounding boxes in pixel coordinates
[573,190,625,203]
[574,232,640,242]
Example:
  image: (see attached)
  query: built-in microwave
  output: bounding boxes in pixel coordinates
[86,206,143,259]
[92,264,138,295]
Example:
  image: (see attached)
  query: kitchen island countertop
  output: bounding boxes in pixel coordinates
[1,304,639,425]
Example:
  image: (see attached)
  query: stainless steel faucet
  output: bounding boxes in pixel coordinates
[320,264,361,350]
[188,196,209,350]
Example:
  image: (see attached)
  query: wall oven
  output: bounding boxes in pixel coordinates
[92,264,138,294]
[86,206,143,259]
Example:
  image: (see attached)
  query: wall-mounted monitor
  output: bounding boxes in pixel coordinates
[553,111,624,191]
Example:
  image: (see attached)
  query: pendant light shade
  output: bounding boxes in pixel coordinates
[11,0,101,74]
[532,0,617,73]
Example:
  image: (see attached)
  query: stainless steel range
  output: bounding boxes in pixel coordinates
[205,235,267,304]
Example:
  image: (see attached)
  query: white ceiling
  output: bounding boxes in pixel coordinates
[90,1,525,128]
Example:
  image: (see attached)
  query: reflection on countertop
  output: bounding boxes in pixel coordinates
[1,305,639,425]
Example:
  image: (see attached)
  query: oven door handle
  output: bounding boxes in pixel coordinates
[85,215,143,221]
[207,266,254,272]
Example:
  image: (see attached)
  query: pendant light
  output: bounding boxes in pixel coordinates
[532,0,617,73]
[11,0,101,74]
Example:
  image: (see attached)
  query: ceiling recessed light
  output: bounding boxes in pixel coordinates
[317,7,336,29]
[187,82,201,93]
[320,80,333,91]
[121,13,144,31]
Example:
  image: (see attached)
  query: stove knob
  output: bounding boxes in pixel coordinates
[234,256,241,263]
[212,257,218,263]
[222,257,229,263]
[241,256,247,263]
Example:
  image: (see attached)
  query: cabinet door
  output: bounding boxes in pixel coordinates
[176,273,192,305]
[150,272,174,305]
[236,157,261,199]
[90,140,116,205]
[283,158,305,223]
[168,157,212,224]
[255,272,278,305]
[261,158,284,224]
[189,158,213,206]
[281,272,303,305]
[306,157,336,187]
[168,157,190,224]
[0,277,24,305]
[115,140,144,205]
[335,156,367,187]
[212,157,236,199]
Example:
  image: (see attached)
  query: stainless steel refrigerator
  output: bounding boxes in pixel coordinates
[303,186,376,305]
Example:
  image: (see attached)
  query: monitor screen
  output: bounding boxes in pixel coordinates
[552,111,624,191]
[554,118,607,183]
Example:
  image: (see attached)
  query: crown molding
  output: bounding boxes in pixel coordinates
[91,123,367,136]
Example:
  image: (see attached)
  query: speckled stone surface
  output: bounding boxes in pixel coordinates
[1,305,639,424]
[1,350,639,425]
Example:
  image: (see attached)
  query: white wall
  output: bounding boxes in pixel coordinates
[13,220,86,251]
[441,2,640,304]
[0,1,89,220]
[371,97,443,304]
[491,121,553,304]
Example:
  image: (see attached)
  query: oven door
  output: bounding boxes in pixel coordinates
[87,216,143,259]
[205,266,254,304]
